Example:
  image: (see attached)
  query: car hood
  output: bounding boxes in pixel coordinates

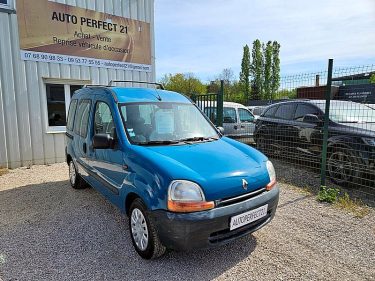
[332,122,375,138]
[132,137,270,201]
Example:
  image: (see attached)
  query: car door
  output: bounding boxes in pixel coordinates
[273,103,297,153]
[223,107,239,137]
[73,99,92,180]
[292,103,323,156]
[238,107,255,136]
[89,99,127,197]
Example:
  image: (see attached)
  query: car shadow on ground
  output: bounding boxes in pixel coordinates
[0,181,257,281]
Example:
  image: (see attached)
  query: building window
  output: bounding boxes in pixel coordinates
[45,83,84,132]
[0,0,10,8]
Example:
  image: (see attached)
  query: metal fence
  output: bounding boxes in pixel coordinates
[202,61,375,204]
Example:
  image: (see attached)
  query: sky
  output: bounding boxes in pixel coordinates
[154,0,375,82]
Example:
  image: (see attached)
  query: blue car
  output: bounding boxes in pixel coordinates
[65,83,279,259]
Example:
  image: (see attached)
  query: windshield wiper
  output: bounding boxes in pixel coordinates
[136,140,181,146]
[179,136,219,143]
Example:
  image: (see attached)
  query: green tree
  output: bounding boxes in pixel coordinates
[263,41,273,100]
[370,74,375,83]
[271,41,281,99]
[160,73,206,97]
[250,39,264,100]
[239,45,251,101]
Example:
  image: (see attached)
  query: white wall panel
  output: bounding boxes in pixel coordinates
[0,72,8,168]
[0,0,155,168]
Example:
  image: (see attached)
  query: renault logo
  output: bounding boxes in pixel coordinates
[242,179,248,190]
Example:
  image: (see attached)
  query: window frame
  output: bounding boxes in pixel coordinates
[66,99,78,131]
[74,99,92,138]
[94,101,116,138]
[0,0,10,8]
[223,107,237,123]
[294,103,322,122]
[44,79,90,134]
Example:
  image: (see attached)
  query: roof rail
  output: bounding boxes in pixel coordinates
[108,80,165,90]
[83,84,108,88]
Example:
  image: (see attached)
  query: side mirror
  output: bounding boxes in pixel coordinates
[303,114,321,124]
[217,126,225,135]
[93,134,114,149]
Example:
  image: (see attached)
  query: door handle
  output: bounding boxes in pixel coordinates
[234,125,238,130]
[83,143,87,154]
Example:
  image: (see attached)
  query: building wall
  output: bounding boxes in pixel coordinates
[0,0,155,168]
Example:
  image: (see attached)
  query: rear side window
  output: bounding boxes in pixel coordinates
[223,107,237,123]
[294,104,321,122]
[66,99,78,131]
[263,106,278,117]
[274,104,296,120]
[74,100,91,137]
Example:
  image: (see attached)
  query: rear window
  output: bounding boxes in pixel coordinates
[74,100,91,137]
[66,99,78,131]
[274,104,296,120]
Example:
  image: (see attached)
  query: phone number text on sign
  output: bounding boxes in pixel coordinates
[20,50,152,72]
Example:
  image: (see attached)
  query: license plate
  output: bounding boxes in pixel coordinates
[230,204,268,231]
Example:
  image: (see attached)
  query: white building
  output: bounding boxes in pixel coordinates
[0,0,155,168]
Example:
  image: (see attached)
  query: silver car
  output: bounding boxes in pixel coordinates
[199,101,255,140]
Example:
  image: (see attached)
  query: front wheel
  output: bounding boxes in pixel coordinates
[129,199,166,259]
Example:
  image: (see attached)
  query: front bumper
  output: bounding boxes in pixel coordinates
[151,186,279,251]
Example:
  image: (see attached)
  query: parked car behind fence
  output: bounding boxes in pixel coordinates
[254,100,375,188]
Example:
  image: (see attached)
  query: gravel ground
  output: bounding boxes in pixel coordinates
[0,163,374,281]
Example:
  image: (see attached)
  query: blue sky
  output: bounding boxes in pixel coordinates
[154,0,375,82]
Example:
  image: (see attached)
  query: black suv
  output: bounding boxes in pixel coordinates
[254,100,375,185]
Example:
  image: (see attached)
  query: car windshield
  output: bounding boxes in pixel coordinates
[120,102,219,145]
[315,101,375,123]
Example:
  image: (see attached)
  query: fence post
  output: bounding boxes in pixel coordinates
[320,59,334,189]
[191,93,197,103]
[217,80,224,127]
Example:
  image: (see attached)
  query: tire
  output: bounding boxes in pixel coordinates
[68,160,87,189]
[327,147,360,186]
[129,198,166,259]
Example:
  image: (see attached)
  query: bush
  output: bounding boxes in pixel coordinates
[317,186,340,203]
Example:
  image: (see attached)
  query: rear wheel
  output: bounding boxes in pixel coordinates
[129,199,166,259]
[327,148,360,186]
[68,160,87,189]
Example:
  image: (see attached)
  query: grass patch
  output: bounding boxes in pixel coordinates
[317,186,340,203]
[335,193,370,218]
[0,167,8,176]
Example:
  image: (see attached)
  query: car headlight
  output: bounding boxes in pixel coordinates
[167,180,214,212]
[266,160,277,190]
[362,137,375,146]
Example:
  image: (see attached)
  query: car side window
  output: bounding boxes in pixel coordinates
[238,108,254,123]
[74,100,91,137]
[263,106,278,117]
[94,102,116,138]
[274,104,296,120]
[294,104,321,122]
[223,107,237,123]
[66,99,78,131]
